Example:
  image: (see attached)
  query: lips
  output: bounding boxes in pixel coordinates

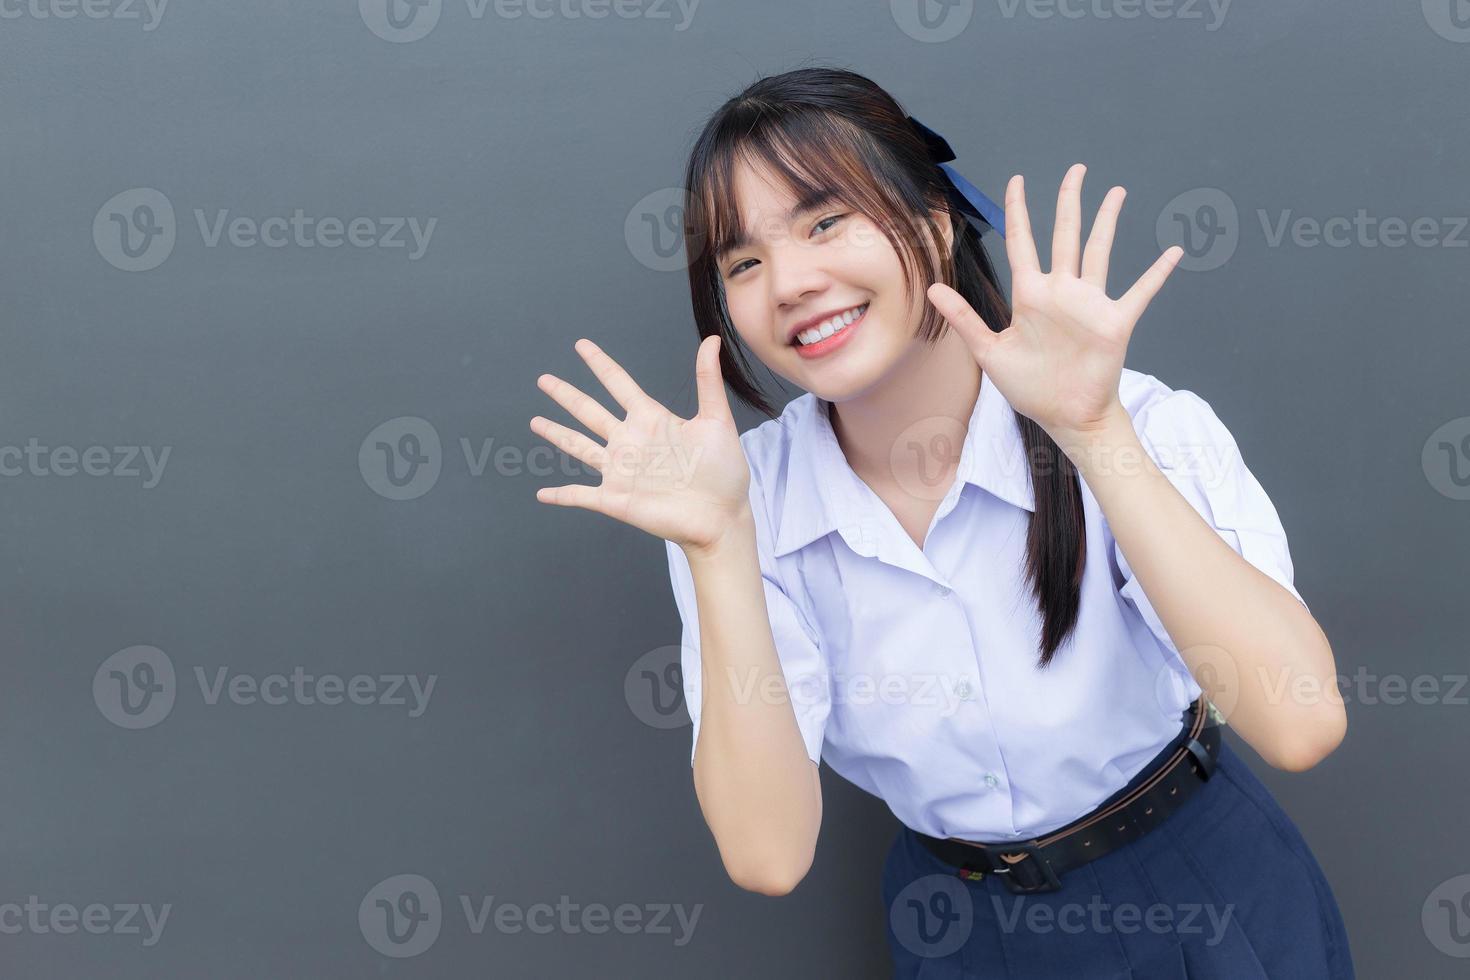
[792,303,868,359]
[787,302,869,346]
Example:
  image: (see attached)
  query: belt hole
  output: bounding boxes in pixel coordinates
[1083,840,1090,847]
[1144,807,1153,815]
[1170,787,1178,795]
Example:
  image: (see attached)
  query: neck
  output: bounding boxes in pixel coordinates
[826,326,981,492]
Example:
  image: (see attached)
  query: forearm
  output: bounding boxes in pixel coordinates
[683,506,822,894]
[1053,404,1346,771]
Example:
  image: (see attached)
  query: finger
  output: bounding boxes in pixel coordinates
[1051,163,1086,278]
[534,482,604,512]
[1117,246,1185,327]
[1003,174,1042,276]
[926,282,997,368]
[576,338,653,415]
[694,334,733,422]
[1081,186,1126,290]
[536,372,619,441]
[529,414,607,473]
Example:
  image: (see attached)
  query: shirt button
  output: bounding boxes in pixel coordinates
[983,773,999,789]
[955,679,974,700]
[934,584,951,598]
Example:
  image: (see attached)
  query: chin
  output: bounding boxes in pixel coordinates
[798,357,894,404]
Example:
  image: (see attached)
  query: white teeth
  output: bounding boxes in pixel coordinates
[796,303,867,346]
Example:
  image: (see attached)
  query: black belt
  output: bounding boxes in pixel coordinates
[914,693,1220,894]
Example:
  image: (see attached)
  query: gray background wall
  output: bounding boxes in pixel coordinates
[0,0,1465,976]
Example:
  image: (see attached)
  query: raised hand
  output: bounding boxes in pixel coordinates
[530,335,751,553]
[926,165,1184,447]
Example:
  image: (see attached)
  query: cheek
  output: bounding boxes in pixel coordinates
[841,228,907,288]
[723,295,775,351]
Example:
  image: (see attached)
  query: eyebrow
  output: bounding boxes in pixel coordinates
[717,187,839,261]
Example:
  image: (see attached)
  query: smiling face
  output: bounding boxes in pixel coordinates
[715,155,954,403]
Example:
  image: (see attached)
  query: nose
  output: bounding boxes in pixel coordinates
[766,239,833,312]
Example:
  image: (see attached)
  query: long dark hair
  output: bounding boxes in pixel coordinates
[680,66,1085,668]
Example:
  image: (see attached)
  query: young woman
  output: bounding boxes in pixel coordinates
[530,67,1354,978]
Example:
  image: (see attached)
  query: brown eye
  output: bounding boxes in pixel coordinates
[813,214,847,235]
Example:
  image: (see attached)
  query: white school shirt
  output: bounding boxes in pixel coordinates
[664,367,1306,842]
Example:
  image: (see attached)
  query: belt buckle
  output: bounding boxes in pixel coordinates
[988,842,1062,894]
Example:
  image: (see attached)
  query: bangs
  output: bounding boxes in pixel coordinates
[686,112,933,295]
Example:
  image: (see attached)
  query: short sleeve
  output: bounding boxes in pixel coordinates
[1114,386,1308,658]
[663,509,830,768]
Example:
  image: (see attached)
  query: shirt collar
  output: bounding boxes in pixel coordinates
[772,369,1036,558]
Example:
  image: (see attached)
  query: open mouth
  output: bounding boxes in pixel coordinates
[791,303,868,357]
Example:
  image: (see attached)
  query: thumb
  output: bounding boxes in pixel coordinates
[694,334,733,422]
[927,282,996,369]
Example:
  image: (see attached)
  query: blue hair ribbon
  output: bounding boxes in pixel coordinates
[906,115,1007,239]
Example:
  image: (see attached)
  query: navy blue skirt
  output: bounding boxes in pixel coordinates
[881,737,1354,978]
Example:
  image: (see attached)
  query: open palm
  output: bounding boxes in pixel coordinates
[927,164,1184,442]
[530,335,752,553]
